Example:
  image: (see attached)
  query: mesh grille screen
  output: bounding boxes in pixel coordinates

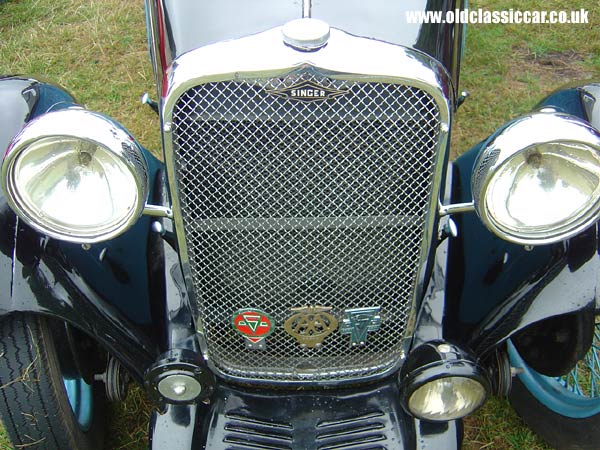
[171,71,441,382]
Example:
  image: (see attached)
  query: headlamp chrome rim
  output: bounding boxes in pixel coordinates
[404,367,488,421]
[472,112,600,245]
[1,108,149,243]
[399,341,490,422]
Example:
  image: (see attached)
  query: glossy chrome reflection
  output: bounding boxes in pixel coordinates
[2,108,149,243]
[161,29,453,280]
[399,341,489,422]
[282,18,330,51]
[472,112,600,245]
[161,26,452,384]
[157,374,202,402]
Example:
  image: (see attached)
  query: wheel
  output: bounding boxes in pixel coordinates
[508,318,600,450]
[0,313,106,450]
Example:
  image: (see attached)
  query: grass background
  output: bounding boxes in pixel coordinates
[0,0,599,448]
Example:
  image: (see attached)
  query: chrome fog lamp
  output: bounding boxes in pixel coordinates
[472,112,600,245]
[2,108,148,243]
[399,341,489,421]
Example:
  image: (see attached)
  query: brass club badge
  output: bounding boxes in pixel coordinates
[284,306,338,348]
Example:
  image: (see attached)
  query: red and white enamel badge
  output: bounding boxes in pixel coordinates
[231,309,275,344]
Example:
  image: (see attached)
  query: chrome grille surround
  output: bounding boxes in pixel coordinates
[162,27,452,385]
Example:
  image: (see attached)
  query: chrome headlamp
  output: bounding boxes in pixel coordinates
[399,341,489,421]
[1,108,148,243]
[472,112,600,245]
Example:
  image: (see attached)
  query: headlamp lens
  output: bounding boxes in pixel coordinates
[12,136,138,234]
[2,108,148,242]
[486,142,600,235]
[408,376,487,421]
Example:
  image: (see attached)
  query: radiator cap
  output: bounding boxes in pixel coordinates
[282,18,330,51]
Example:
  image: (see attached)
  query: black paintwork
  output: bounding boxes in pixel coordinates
[8,230,157,381]
[150,403,208,449]
[143,176,216,399]
[447,84,600,357]
[0,77,162,326]
[312,0,464,87]
[0,77,165,380]
[157,0,464,90]
[149,378,462,450]
[0,78,37,154]
[511,310,595,377]
[0,77,77,153]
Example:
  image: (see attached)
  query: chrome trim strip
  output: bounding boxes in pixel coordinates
[162,28,452,100]
[213,338,412,388]
[144,0,164,100]
[161,27,453,384]
[450,0,467,98]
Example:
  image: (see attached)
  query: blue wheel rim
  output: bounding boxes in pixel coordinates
[508,322,600,419]
[62,377,94,431]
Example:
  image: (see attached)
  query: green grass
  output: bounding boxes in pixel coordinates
[0,0,599,448]
[0,0,161,155]
[453,0,600,155]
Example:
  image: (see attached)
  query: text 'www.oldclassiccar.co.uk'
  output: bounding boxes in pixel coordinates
[406,8,589,25]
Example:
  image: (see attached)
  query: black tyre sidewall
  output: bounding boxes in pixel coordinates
[0,313,105,450]
[510,377,600,450]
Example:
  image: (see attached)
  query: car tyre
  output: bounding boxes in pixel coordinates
[0,313,105,450]
[510,377,600,450]
[508,319,600,450]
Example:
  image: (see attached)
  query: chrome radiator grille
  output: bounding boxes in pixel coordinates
[171,71,441,382]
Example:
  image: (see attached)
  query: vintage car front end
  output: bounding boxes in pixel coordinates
[1,1,600,449]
